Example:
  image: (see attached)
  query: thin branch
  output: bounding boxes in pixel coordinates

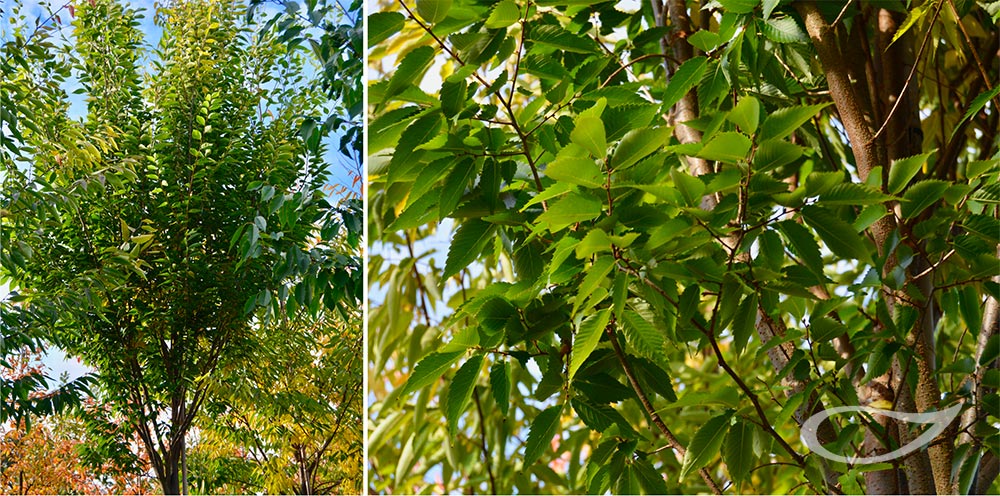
[606,320,723,494]
[471,386,497,494]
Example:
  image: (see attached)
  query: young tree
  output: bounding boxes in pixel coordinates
[1,0,360,493]
[368,0,999,494]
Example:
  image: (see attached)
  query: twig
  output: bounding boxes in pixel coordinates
[869,0,943,144]
[606,320,724,494]
[472,386,497,494]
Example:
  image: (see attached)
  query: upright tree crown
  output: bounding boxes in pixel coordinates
[2,0,361,492]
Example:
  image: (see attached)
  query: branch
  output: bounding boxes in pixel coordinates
[471,386,497,494]
[607,321,723,494]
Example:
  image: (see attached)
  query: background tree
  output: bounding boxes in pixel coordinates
[368,0,999,494]
[1,0,361,493]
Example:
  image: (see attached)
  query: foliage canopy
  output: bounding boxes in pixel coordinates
[368,0,999,494]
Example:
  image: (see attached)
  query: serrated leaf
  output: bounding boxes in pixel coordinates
[535,191,603,233]
[388,111,442,183]
[777,220,824,277]
[635,457,670,494]
[728,96,760,134]
[416,0,451,23]
[891,3,928,45]
[662,56,707,111]
[900,179,948,219]
[572,398,626,432]
[956,86,1000,135]
[524,405,562,465]
[762,16,808,43]
[570,308,612,380]
[384,45,436,102]
[400,351,464,397]
[671,169,706,207]
[621,310,665,363]
[958,285,982,335]
[754,139,803,172]
[801,205,871,263]
[478,297,515,334]
[679,410,734,481]
[489,361,511,416]
[571,115,607,157]
[610,126,671,170]
[369,11,405,45]
[530,25,598,53]
[446,354,483,437]
[698,131,751,163]
[887,151,935,194]
[440,157,477,217]
[574,257,614,316]
[759,103,830,141]
[485,0,520,28]
[718,0,758,13]
[724,420,755,483]
[762,0,779,18]
[809,316,847,342]
[820,183,893,205]
[443,219,494,279]
[732,293,757,356]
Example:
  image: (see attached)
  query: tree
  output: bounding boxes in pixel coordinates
[193,306,363,495]
[367,0,999,494]
[1,0,360,493]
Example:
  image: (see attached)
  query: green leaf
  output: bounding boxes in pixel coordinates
[732,293,757,356]
[820,183,893,205]
[478,297,515,334]
[400,351,464,397]
[754,139,803,172]
[724,420,755,483]
[958,285,982,335]
[443,219,494,280]
[571,115,608,158]
[662,57,708,111]
[536,191,603,233]
[891,3,928,45]
[416,0,451,23]
[621,310,665,363]
[801,205,871,263]
[718,0,758,14]
[446,354,483,437]
[728,96,760,134]
[761,16,808,43]
[368,11,405,45]
[524,405,563,466]
[809,316,847,342]
[529,25,598,53]
[679,410,734,481]
[574,257,615,316]
[762,0,779,18]
[485,0,520,28]
[671,169,706,207]
[697,131,751,163]
[900,179,948,219]
[489,361,511,416]
[440,157,477,217]
[887,151,935,194]
[634,457,670,494]
[777,220,824,277]
[384,45,436,102]
[570,308,612,380]
[956,86,1000,135]
[610,127,671,170]
[853,204,888,232]
[759,103,830,141]
[571,398,627,432]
